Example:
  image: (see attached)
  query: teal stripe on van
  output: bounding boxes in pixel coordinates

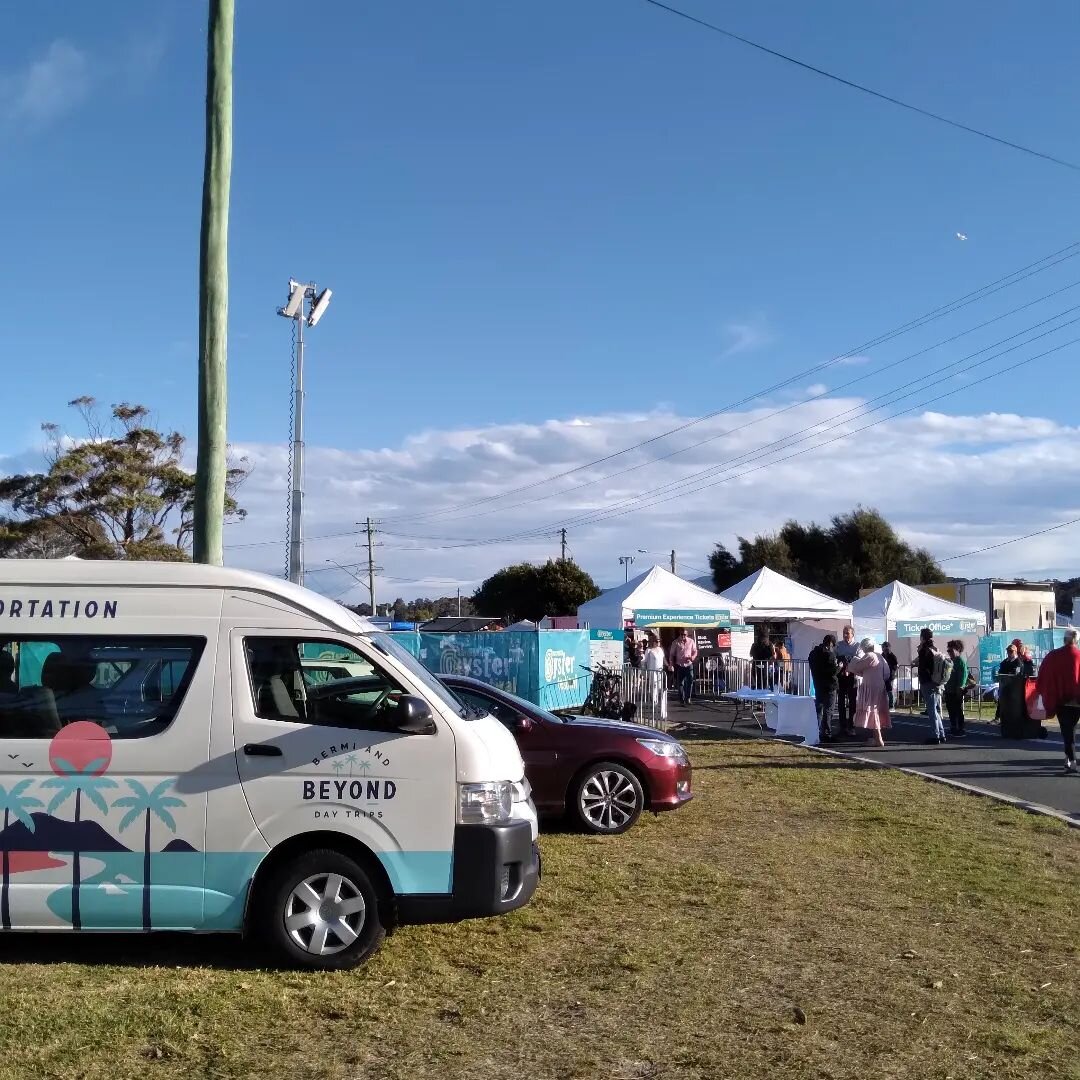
[377,851,453,894]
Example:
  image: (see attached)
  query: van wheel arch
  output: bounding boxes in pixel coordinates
[244,832,397,936]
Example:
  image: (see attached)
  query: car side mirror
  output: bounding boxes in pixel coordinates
[515,715,534,734]
[396,695,437,735]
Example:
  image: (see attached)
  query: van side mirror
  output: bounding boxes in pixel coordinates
[396,695,437,735]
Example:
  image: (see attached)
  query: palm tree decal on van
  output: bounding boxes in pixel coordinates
[43,723,116,930]
[0,781,43,930]
[112,779,185,931]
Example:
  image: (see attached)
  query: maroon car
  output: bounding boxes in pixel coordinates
[442,674,693,835]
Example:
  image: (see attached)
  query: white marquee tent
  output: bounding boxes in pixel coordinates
[720,567,853,663]
[724,566,853,622]
[576,565,743,630]
[853,580,985,665]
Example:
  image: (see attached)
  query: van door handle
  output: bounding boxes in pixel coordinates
[243,744,282,757]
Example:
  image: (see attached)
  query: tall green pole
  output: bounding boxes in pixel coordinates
[193,0,234,565]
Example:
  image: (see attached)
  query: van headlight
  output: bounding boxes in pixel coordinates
[512,778,532,804]
[458,781,513,825]
[636,738,689,765]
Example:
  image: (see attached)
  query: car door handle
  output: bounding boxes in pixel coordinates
[243,744,282,757]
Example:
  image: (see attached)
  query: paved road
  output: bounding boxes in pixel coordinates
[675,702,1080,823]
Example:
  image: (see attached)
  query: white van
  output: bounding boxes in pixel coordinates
[0,561,539,969]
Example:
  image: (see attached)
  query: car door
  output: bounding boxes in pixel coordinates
[452,685,562,814]
[231,632,457,898]
[0,633,210,931]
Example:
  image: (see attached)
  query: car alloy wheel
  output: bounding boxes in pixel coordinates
[576,763,643,834]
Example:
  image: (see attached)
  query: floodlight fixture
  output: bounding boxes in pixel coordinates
[307,288,332,327]
[281,279,306,318]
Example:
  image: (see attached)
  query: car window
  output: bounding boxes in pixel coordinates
[0,635,204,740]
[245,638,415,732]
[452,687,521,731]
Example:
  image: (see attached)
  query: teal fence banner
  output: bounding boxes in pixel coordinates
[633,608,731,628]
[896,618,981,638]
[387,630,592,710]
[978,629,1066,686]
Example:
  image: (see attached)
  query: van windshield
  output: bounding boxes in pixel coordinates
[369,633,467,718]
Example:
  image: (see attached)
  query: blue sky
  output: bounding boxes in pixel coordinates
[3,2,1080,596]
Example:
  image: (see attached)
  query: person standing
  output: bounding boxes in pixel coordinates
[880,641,898,708]
[847,640,891,747]
[1035,628,1080,774]
[668,627,699,707]
[1011,638,1036,677]
[835,625,860,737]
[750,628,773,690]
[641,632,668,721]
[808,634,839,742]
[917,627,948,744]
[943,640,968,738]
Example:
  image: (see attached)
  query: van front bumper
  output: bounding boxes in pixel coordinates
[396,821,540,926]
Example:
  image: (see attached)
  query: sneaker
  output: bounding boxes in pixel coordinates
[1065,760,1077,774]
[925,737,941,745]
[937,736,947,744]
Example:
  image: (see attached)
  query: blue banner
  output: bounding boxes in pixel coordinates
[978,629,1066,686]
[387,630,592,710]
[896,618,982,638]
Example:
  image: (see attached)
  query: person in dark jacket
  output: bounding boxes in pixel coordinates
[808,634,839,742]
[834,625,859,737]
[880,641,898,708]
[917,627,947,744]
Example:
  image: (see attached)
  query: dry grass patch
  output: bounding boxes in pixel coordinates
[0,736,1075,1080]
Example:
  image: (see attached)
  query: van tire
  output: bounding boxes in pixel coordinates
[572,761,644,835]
[254,848,386,970]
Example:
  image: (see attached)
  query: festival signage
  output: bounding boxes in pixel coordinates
[896,618,981,638]
[589,628,624,670]
[632,608,731,628]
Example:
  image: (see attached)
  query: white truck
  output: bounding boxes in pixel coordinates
[0,561,539,969]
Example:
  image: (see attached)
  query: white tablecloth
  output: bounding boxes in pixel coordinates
[764,696,819,746]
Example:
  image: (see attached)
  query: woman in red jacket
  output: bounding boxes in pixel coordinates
[1035,629,1080,774]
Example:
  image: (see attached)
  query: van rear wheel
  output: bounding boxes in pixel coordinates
[255,849,385,970]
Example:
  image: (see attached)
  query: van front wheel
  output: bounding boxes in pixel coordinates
[255,849,386,970]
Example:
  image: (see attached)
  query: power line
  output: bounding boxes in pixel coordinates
[381,241,1080,525]
[942,517,1080,563]
[395,273,1080,526]
[640,0,1080,173]
[552,334,1080,533]
[401,325,1079,550]
[525,306,1080,535]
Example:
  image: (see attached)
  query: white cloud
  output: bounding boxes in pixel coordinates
[7,400,1080,604]
[1,41,91,125]
[0,31,166,132]
[835,354,872,366]
[190,400,1080,602]
[721,317,774,358]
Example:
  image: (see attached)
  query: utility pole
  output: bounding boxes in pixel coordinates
[193,0,234,567]
[456,587,462,616]
[365,517,377,617]
[670,549,676,574]
[560,528,567,561]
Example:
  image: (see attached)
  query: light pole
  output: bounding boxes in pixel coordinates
[618,554,635,582]
[639,548,677,574]
[278,279,332,586]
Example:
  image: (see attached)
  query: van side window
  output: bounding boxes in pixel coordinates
[0,636,205,740]
[245,639,409,732]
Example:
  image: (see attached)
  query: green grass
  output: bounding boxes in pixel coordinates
[0,735,1076,1080]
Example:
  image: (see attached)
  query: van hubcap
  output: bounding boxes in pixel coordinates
[284,873,366,955]
[580,771,638,831]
